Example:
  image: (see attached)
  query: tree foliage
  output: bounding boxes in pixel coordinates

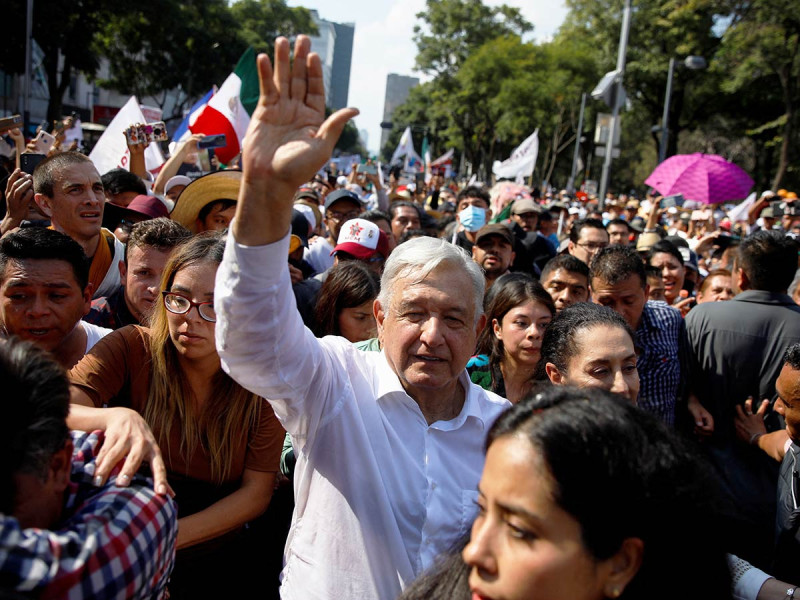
[230,0,318,58]
[2,0,112,121]
[413,0,532,77]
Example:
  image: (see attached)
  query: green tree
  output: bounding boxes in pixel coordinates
[1,0,113,122]
[715,0,800,189]
[230,0,317,58]
[560,0,722,190]
[94,0,244,119]
[413,0,532,77]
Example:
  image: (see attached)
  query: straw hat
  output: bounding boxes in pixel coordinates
[169,170,241,233]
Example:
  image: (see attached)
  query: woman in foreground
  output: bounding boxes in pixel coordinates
[401,387,731,600]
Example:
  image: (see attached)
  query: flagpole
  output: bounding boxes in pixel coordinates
[23,0,33,128]
[567,92,587,195]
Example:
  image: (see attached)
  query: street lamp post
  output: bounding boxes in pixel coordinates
[598,0,632,210]
[658,55,707,164]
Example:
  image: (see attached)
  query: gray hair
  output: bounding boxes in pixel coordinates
[378,236,485,322]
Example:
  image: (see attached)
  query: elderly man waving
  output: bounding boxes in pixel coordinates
[214,36,509,600]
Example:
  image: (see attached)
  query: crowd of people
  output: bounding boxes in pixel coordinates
[2,35,800,600]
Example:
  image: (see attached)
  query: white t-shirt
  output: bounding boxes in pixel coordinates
[81,320,112,353]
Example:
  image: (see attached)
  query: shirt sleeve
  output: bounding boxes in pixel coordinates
[0,477,177,600]
[243,400,285,473]
[68,325,143,408]
[215,230,351,442]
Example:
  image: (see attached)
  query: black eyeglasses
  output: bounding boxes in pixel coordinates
[162,291,216,322]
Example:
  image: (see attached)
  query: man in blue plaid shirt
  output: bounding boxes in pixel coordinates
[0,338,177,599]
[590,245,687,426]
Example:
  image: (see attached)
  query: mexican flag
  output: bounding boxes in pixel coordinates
[189,48,259,164]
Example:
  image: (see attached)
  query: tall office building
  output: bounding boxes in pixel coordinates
[308,11,354,110]
[380,74,419,151]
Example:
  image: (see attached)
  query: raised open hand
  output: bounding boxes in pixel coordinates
[235,36,358,246]
[242,35,358,193]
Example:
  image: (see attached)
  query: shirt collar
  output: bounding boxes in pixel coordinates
[637,301,659,333]
[374,351,487,431]
[733,290,797,306]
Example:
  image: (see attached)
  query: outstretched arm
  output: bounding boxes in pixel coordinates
[232,35,358,247]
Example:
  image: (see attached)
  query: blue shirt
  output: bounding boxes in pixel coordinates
[635,301,687,426]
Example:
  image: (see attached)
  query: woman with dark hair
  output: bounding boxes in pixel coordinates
[400,387,732,600]
[312,261,380,342]
[468,273,555,403]
[460,386,732,600]
[66,232,284,598]
[647,240,685,305]
[537,302,639,403]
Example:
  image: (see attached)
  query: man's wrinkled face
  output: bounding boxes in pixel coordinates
[0,258,90,352]
[35,162,105,244]
[697,274,734,304]
[472,235,515,278]
[375,263,484,402]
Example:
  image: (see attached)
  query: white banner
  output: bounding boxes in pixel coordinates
[493,129,538,184]
[728,192,756,223]
[89,96,164,175]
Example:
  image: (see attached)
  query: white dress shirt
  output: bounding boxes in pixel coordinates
[215,231,509,600]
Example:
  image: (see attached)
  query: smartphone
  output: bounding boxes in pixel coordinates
[770,201,786,217]
[198,134,227,149]
[357,164,378,175]
[662,194,684,208]
[0,114,23,134]
[32,131,55,154]
[20,153,46,175]
[149,121,167,142]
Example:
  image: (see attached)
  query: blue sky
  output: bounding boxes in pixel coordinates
[288,0,568,154]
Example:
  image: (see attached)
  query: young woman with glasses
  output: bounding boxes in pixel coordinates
[67,231,284,598]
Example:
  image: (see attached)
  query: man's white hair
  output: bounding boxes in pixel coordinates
[378,236,485,323]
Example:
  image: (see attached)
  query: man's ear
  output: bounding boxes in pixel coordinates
[486,208,493,221]
[374,298,385,345]
[50,438,74,493]
[34,193,54,219]
[82,283,94,316]
[474,313,487,339]
[118,260,127,281]
[567,240,575,255]
[545,363,564,385]
[602,537,644,599]
[736,265,749,291]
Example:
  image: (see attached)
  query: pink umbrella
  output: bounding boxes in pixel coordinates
[645,153,754,205]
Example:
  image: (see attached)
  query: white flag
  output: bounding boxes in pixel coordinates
[89,96,164,176]
[493,129,539,184]
[390,126,423,168]
[727,192,757,223]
